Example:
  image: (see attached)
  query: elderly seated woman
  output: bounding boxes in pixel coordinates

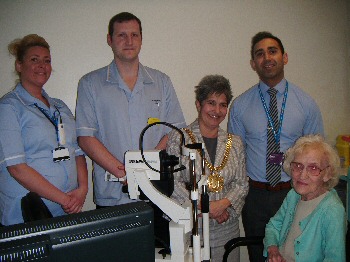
[263,134,346,262]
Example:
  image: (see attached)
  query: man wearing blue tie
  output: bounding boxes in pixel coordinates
[227,31,324,262]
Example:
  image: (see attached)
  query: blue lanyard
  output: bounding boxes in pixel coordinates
[258,81,288,144]
[34,103,60,132]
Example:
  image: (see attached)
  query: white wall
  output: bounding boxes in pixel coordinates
[1,1,349,259]
[1,1,349,138]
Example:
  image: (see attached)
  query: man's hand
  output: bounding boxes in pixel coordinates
[114,165,126,179]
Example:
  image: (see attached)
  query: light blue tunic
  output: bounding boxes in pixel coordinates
[0,84,83,225]
[228,79,324,182]
[75,61,186,206]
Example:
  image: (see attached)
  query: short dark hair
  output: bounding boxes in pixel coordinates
[108,12,142,37]
[195,75,233,105]
[251,31,284,60]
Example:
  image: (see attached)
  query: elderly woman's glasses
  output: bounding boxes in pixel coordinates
[290,162,329,177]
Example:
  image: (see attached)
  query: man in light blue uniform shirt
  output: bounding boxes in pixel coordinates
[227,31,324,262]
[75,12,185,208]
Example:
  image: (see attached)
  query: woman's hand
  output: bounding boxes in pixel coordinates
[8,163,78,212]
[215,209,230,224]
[63,155,89,214]
[209,198,231,221]
[267,246,286,262]
[64,187,88,213]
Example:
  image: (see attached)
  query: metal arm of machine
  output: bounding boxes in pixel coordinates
[125,150,192,233]
[124,146,210,261]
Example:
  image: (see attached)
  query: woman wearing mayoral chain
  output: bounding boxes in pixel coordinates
[167,75,249,262]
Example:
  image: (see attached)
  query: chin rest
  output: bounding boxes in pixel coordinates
[222,236,264,262]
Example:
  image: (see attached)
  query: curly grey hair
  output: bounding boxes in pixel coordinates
[195,75,233,105]
[283,134,340,190]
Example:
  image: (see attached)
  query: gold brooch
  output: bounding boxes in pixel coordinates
[207,173,224,193]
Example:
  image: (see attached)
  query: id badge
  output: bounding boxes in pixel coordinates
[57,123,66,145]
[268,152,284,166]
[52,147,70,162]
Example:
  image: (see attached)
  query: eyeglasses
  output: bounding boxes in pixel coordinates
[290,162,329,177]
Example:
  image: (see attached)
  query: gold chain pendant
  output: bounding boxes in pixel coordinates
[207,172,224,193]
[183,128,233,193]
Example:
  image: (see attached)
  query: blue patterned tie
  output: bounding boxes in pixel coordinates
[266,88,281,186]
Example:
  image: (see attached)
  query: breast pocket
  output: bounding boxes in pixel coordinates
[149,99,162,116]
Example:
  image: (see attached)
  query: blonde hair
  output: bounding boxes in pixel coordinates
[8,34,50,78]
[283,134,340,190]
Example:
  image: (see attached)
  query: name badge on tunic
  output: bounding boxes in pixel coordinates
[52,147,70,162]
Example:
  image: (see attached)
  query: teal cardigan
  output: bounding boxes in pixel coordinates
[263,189,346,261]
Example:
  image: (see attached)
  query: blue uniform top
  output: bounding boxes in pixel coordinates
[75,61,186,206]
[228,79,324,182]
[0,83,83,225]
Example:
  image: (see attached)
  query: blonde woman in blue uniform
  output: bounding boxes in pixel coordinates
[0,34,88,226]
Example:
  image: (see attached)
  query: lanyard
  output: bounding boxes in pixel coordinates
[258,81,288,144]
[34,103,66,146]
[34,103,60,130]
